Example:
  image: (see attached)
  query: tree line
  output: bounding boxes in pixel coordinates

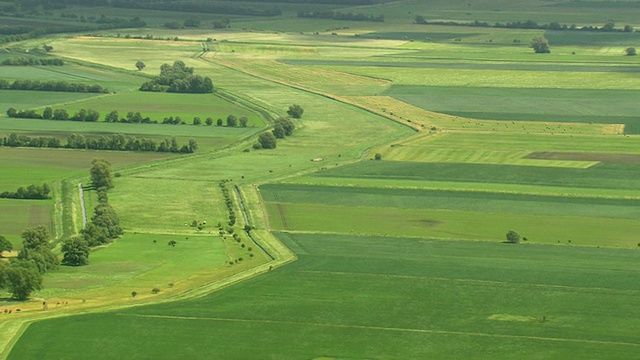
[61,159,123,266]
[0,183,51,200]
[0,17,146,45]
[140,61,214,94]
[414,16,635,33]
[1,133,198,153]
[111,0,282,17]
[0,79,108,93]
[298,10,384,22]
[7,106,247,127]
[1,57,64,66]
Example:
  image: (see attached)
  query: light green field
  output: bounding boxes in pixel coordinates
[3,2,640,359]
[0,200,52,247]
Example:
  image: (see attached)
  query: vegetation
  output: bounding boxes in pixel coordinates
[0,80,107,93]
[531,35,551,53]
[140,61,213,94]
[2,0,640,358]
[0,183,50,200]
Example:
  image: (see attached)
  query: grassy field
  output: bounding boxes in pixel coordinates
[2,1,640,358]
[8,234,640,359]
[0,200,52,247]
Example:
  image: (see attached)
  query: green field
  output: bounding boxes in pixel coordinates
[2,1,640,358]
[9,234,640,359]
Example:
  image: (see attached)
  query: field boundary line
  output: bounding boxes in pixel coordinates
[116,313,640,348]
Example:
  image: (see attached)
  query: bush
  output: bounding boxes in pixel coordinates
[151,287,160,294]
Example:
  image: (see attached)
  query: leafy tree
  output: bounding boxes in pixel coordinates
[216,118,223,126]
[105,110,119,123]
[623,25,634,33]
[531,36,550,53]
[374,153,382,160]
[272,122,285,139]
[53,108,69,120]
[193,117,202,125]
[20,225,50,250]
[275,117,295,136]
[61,236,90,266]
[287,104,304,118]
[43,44,53,52]
[90,159,114,189]
[226,115,237,127]
[92,203,123,239]
[135,60,146,71]
[81,222,109,247]
[4,261,42,300]
[205,117,213,126]
[258,132,277,149]
[42,107,53,120]
[239,116,248,127]
[0,235,12,256]
[506,230,520,244]
[625,47,636,56]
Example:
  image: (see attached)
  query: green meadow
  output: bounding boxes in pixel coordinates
[9,234,640,359]
[1,0,640,358]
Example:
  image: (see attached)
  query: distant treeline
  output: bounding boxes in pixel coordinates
[298,10,384,22]
[235,0,378,3]
[111,0,281,17]
[415,16,635,33]
[0,79,108,93]
[1,57,64,66]
[0,17,146,45]
[1,132,198,153]
[0,183,51,200]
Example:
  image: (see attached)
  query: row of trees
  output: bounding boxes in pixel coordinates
[0,183,51,200]
[63,159,122,266]
[7,106,248,127]
[298,10,384,22]
[7,107,100,121]
[1,57,64,66]
[0,79,107,93]
[139,61,214,93]
[111,0,281,17]
[0,17,146,45]
[414,16,635,33]
[2,133,199,153]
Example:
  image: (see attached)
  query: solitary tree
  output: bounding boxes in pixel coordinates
[287,104,304,118]
[625,47,637,56]
[135,61,146,71]
[43,44,53,52]
[506,230,521,244]
[531,36,550,53]
[0,235,12,256]
[239,116,248,127]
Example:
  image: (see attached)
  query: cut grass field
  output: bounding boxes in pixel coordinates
[8,234,640,359]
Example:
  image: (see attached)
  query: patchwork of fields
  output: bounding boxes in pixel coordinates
[2,0,640,358]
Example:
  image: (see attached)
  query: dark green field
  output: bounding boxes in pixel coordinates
[10,234,640,359]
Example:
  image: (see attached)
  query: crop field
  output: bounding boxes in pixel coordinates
[2,1,640,359]
[9,234,640,359]
[0,200,52,246]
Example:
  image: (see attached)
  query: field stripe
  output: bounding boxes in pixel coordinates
[297,270,640,295]
[116,313,640,347]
